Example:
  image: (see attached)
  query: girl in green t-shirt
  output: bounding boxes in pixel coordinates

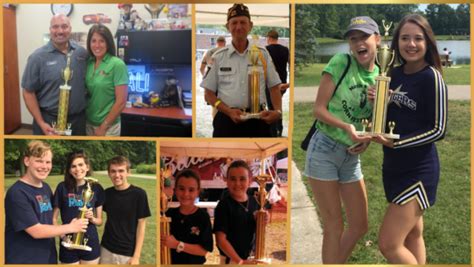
[303,16,380,263]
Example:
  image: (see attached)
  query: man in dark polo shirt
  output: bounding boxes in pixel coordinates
[22,14,88,135]
[265,29,289,137]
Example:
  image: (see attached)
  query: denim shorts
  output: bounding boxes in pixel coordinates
[304,130,363,183]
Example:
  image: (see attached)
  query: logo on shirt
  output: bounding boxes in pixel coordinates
[98,70,110,77]
[68,193,92,208]
[341,84,372,123]
[190,226,200,236]
[36,195,53,213]
[390,85,417,111]
[46,60,58,66]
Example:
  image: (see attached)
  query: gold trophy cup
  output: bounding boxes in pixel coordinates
[241,35,265,121]
[61,177,99,251]
[145,4,166,19]
[357,20,399,139]
[54,52,73,136]
[251,174,272,264]
[160,174,172,264]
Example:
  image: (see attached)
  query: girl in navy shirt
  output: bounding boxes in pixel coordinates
[372,14,447,264]
[53,151,105,264]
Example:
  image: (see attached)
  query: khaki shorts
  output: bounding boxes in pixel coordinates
[99,246,131,265]
[86,122,121,136]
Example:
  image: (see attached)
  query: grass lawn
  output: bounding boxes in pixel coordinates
[4,173,157,265]
[292,100,470,264]
[295,64,470,87]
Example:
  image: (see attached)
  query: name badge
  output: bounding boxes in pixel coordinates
[46,60,57,66]
[220,67,232,72]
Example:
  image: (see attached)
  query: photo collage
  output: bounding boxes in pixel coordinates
[1,2,470,265]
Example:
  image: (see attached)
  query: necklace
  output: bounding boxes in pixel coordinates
[237,200,249,212]
[179,206,197,224]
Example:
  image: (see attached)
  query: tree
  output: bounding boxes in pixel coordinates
[295,5,319,72]
[4,140,157,175]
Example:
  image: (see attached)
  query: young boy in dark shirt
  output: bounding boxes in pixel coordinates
[100,156,151,264]
[213,160,268,264]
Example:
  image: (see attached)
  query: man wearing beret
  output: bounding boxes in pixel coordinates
[201,4,288,137]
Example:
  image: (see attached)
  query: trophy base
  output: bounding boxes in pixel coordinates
[54,130,72,136]
[240,112,261,121]
[249,257,272,265]
[61,241,92,251]
[356,131,400,139]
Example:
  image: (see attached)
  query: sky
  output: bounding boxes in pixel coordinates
[418,4,459,12]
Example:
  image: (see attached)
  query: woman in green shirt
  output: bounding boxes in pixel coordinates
[85,24,128,136]
[303,16,380,263]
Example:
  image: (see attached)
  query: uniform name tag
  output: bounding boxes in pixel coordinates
[220,67,232,72]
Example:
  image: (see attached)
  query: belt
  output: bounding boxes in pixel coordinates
[41,109,85,118]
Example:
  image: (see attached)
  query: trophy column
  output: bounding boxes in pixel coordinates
[54,52,73,136]
[160,175,172,264]
[61,177,99,251]
[357,20,399,139]
[241,35,265,121]
[253,174,272,264]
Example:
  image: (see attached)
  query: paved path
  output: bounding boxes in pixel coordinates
[294,85,470,102]
[95,171,156,179]
[290,161,322,264]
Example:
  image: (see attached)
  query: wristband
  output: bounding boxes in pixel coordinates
[214,100,222,108]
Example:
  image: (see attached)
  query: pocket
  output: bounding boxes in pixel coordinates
[313,132,337,154]
[218,67,236,86]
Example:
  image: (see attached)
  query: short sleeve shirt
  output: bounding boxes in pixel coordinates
[5,180,57,264]
[102,185,151,256]
[86,53,129,126]
[52,181,105,241]
[166,207,214,264]
[200,43,281,108]
[213,194,260,261]
[316,53,379,146]
[21,40,88,115]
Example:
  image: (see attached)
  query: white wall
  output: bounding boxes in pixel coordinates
[15,4,188,124]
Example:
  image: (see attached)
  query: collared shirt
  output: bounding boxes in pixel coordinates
[85,53,129,126]
[200,42,281,108]
[21,40,88,115]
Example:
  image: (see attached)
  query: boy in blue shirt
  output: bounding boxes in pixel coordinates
[5,141,89,264]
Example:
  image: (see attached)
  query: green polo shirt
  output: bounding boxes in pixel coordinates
[86,53,129,126]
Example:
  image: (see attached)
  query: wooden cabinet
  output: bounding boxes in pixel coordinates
[3,6,21,134]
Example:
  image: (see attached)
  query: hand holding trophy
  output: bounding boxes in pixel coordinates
[357,20,399,139]
[61,177,99,251]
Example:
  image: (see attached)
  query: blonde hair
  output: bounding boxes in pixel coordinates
[24,141,52,158]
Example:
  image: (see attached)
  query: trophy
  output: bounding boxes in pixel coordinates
[241,35,265,121]
[61,177,99,251]
[145,4,166,19]
[357,20,399,139]
[54,52,73,136]
[251,174,272,264]
[160,174,172,264]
